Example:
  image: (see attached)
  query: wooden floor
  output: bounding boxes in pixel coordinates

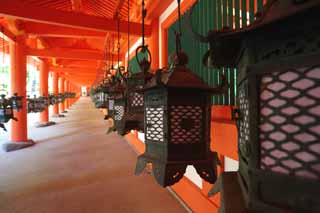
[0,97,187,213]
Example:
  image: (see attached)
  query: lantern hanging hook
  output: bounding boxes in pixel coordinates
[135,0,152,74]
[172,0,188,66]
[185,1,209,43]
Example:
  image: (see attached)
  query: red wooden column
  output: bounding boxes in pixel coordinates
[39,59,49,122]
[4,37,34,151]
[38,59,55,127]
[64,80,69,110]
[52,71,59,116]
[59,76,65,113]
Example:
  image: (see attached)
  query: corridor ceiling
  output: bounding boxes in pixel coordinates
[0,0,172,86]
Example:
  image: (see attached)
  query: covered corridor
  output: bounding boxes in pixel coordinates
[0,97,187,213]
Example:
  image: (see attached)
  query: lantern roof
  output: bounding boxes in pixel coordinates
[143,63,225,93]
[195,0,320,68]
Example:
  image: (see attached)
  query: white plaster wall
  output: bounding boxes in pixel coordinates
[224,156,239,172]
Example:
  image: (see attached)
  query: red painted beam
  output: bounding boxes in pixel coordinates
[25,22,106,38]
[27,48,123,61]
[0,0,151,37]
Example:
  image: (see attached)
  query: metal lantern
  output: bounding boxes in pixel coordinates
[0,94,16,124]
[38,95,49,111]
[119,47,153,135]
[135,31,226,186]
[94,83,109,109]
[49,93,58,106]
[10,93,23,111]
[27,96,35,113]
[191,1,320,212]
[111,75,126,134]
[57,93,65,104]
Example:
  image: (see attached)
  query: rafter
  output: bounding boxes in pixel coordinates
[0,0,151,37]
[71,0,83,12]
[25,22,106,39]
[27,48,123,61]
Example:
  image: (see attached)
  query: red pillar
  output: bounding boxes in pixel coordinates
[10,38,28,142]
[59,77,65,112]
[64,80,69,110]
[39,59,49,123]
[52,72,59,115]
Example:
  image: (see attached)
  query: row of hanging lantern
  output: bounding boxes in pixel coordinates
[135,0,226,187]
[90,0,227,187]
[27,92,76,113]
[0,93,23,131]
[27,95,49,113]
[181,0,320,212]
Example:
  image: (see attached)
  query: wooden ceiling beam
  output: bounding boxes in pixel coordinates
[27,48,123,61]
[0,0,151,37]
[71,0,83,12]
[25,22,106,39]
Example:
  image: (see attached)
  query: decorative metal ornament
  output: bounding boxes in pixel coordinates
[186,1,320,212]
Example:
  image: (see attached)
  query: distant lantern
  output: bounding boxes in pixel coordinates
[135,30,226,186]
[10,93,23,111]
[49,93,58,106]
[108,73,126,134]
[120,46,153,135]
[187,1,320,212]
[0,94,16,124]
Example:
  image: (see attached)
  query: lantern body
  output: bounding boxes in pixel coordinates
[238,22,320,212]
[49,94,58,105]
[0,96,14,123]
[10,94,23,111]
[206,2,320,212]
[113,93,126,134]
[135,66,223,187]
[120,72,153,135]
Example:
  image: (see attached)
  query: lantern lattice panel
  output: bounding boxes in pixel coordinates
[146,107,164,142]
[109,100,114,110]
[259,66,320,180]
[170,105,203,144]
[129,92,144,107]
[239,85,250,159]
[114,105,124,121]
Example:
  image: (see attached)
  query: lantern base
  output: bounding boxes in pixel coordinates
[51,114,65,118]
[35,121,56,128]
[135,155,187,187]
[2,140,35,152]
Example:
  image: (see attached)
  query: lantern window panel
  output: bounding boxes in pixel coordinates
[259,66,320,180]
[145,106,164,142]
[114,105,125,121]
[169,105,203,144]
[108,100,115,110]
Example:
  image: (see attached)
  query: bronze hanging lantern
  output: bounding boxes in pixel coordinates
[27,95,35,113]
[118,0,154,135]
[10,93,23,111]
[112,72,126,134]
[135,0,226,187]
[109,15,128,135]
[186,1,320,212]
[57,93,65,104]
[0,94,17,131]
[49,93,58,106]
